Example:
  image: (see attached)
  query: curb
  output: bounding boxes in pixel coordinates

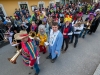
[93,64,100,75]
[0,41,9,48]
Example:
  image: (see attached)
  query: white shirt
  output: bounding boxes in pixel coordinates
[72,21,84,34]
[49,30,59,46]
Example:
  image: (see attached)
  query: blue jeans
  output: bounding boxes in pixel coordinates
[79,29,89,38]
[79,29,84,37]
[33,62,40,74]
[82,29,89,37]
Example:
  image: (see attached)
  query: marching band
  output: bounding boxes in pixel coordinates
[1,2,100,75]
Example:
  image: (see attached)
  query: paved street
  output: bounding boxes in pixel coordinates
[0,15,100,75]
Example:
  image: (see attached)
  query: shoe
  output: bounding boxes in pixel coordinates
[74,44,76,48]
[34,73,38,75]
[46,56,51,59]
[82,35,85,38]
[51,59,55,63]
[29,72,32,74]
[31,67,33,69]
[69,42,72,44]
[61,49,63,51]
[39,51,42,52]
[89,32,92,35]
[62,50,66,53]
[43,52,46,54]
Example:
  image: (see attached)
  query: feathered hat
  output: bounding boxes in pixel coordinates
[64,15,72,23]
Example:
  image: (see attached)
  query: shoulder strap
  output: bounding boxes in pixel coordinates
[74,20,77,24]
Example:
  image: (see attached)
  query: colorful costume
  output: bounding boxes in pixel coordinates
[61,16,72,52]
[14,31,40,75]
[37,25,47,53]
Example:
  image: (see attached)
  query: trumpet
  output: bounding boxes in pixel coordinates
[29,31,36,39]
[8,49,22,64]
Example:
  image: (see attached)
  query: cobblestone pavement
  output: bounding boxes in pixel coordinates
[0,15,100,75]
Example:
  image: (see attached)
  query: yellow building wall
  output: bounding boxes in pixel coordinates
[0,1,19,16]
[0,0,55,16]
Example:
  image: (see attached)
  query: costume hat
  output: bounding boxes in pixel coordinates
[14,30,28,40]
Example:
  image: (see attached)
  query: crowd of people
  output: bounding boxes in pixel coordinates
[0,1,100,75]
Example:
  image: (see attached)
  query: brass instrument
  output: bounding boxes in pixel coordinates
[84,19,93,29]
[4,36,8,41]
[8,49,22,64]
[74,21,84,27]
[3,32,9,41]
[29,31,36,39]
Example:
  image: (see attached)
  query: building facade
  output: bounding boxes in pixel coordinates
[0,0,56,17]
[0,0,99,17]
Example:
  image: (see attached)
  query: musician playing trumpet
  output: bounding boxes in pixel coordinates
[14,30,40,75]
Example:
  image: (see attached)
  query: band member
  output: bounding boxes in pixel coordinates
[46,22,63,63]
[93,9,100,33]
[61,16,72,53]
[5,22,14,45]
[80,13,95,38]
[14,30,40,75]
[70,16,84,48]
[37,25,47,54]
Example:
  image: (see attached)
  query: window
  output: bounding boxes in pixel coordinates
[20,4,28,9]
[39,4,44,8]
[38,1,45,8]
[49,1,54,8]
[18,2,30,13]
[50,3,53,8]
[31,5,37,11]
[56,2,60,7]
